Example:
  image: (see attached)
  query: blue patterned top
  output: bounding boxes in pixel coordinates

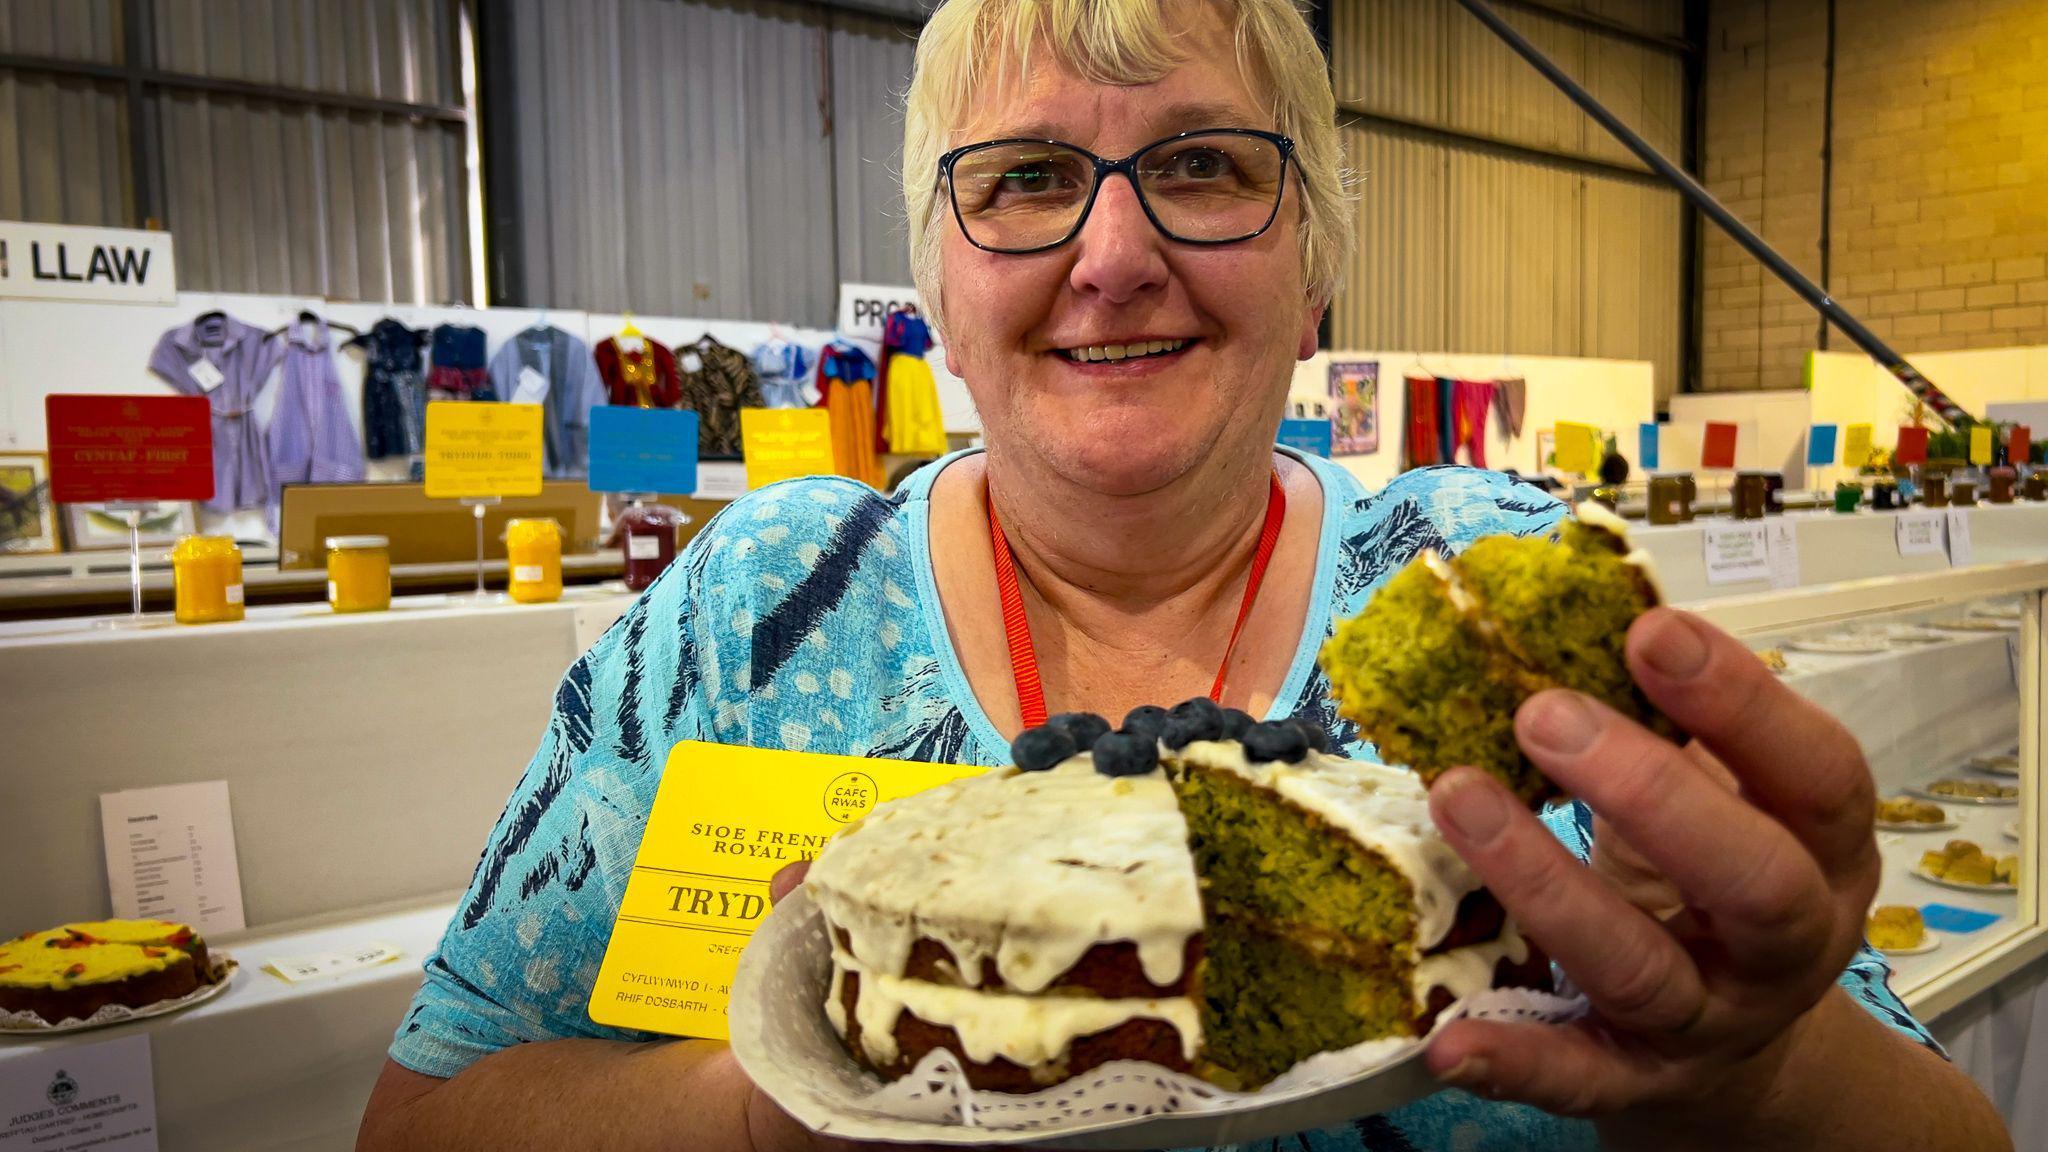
[389,450,1937,1150]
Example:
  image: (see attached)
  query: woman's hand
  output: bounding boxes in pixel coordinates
[1422,606,1882,1123]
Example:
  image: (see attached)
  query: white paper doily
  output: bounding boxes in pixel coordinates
[731,890,1583,1149]
[0,955,237,1036]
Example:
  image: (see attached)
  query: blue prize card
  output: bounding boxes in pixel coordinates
[1278,417,1333,458]
[1638,422,1660,470]
[1807,424,1839,467]
[1919,904,2001,934]
[588,406,699,495]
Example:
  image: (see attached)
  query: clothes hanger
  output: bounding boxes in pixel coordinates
[617,312,647,353]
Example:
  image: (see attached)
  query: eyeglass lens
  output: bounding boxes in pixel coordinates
[949,132,1286,252]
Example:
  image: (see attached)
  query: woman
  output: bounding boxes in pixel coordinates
[358,0,2008,1148]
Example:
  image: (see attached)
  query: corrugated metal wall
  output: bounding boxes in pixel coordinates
[0,0,471,303]
[496,0,916,326]
[1332,0,1686,401]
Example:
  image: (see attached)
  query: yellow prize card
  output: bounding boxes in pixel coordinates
[1553,422,1600,475]
[1969,425,1994,466]
[424,401,544,498]
[740,408,835,490]
[1844,423,1874,469]
[588,741,984,1040]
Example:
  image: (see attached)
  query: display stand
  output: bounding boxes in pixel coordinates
[461,495,501,600]
[95,499,161,629]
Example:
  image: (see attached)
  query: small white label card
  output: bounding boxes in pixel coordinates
[692,460,748,500]
[186,359,224,393]
[1895,510,1946,557]
[1944,507,1973,567]
[1765,520,1801,590]
[0,1034,158,1152]
[263,943,404,985]
[512,366,550,405]
[1703,522,1771,585]
[98,781,245,935]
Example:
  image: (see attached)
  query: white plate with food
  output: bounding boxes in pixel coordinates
[0,956,237,1036]
[1970,602,2023,621]
[1875,819,1959,833]
[1909,783,2019,806]
[1970,753,2021,776]
[1787,634,1894,655]
[1879,624,1951,644]
[1878,931,1943,958]
[1910,866,2018,895]
[1928,618,2019,633]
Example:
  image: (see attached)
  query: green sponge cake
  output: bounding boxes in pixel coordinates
[1321,503,1675,806]
[806,702,1545,1093]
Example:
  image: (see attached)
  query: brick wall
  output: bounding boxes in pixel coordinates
[1699,0,2048,392]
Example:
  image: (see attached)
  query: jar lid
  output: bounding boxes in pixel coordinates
[325,534,389,550]
[1650,470,1692,479]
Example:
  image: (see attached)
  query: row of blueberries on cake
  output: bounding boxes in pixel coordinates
[1010,697,1333,778]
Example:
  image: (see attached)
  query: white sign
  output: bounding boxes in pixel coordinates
[0,1034,158,1152]
[263,942,404,985]
[1703,522,1771,585]
[1945,507,1973,566]
[0,221,176,304]
[1765,520,1801,590]
[692,460,749,501]
[836,281,924,343]
[98,781,245,935]
[1895,510,1946,557]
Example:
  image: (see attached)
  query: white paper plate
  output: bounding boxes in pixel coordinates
[1910,866,2018,894]
[1908,785,2019,806]
[1787,635,1893,655]
[1877,930,1943,957]
[1928,618,2019,633]
[1879,625,1951,644]
[0,956,237,1035]
[1970,754,2021,776]
[1970,603,2023,621]
[730,889,1580,1149]
[1874,819,1958,833]
[2004,822,2021,843]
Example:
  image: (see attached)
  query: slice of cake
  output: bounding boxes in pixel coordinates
[0,919,217,1026]
[1866,906,1926,952]
[1320,503,1677,806]
[805,704,1544,1093]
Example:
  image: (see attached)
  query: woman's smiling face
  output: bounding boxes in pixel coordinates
[938,5,1324,497]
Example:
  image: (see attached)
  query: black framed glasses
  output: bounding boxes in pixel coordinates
[938,128,1296,255]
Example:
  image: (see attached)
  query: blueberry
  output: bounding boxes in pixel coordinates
[1242,720,1309,764]
[1159,716,1204,750]
[1011,726,1077,772]
[1121,705,1170,741]
[1091,731,1159,777]
[1219,708,1257,740]
[1167,697,1224,743]
[1283,716,1331,753]
[1046,711,1111,752]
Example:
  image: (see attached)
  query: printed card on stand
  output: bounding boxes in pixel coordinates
[98,781,245,935]
[1765,521,1801,590]
[1894,510,1946,558]
[588,742,983,1040]
[1703,522,1770,585]
[0,1034,157,1152]
[1944,507,1973,567]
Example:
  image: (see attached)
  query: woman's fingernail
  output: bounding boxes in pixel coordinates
[1441,1055,1491,1089]
[1641,611,1710,680]
[1523,692,1600,755]
[1438,773,1511,846]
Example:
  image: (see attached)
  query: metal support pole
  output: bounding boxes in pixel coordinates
[1451,0,1975,428]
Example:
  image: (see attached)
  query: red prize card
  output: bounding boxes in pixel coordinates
[45,395,215,503]
[2010,425,2031,464]
[1894,426,1929,466]
[1701,421,1738,469]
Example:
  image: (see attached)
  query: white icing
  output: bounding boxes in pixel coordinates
[832,950,1201,1068]
[1571,501,1666,602]
[1420,550,1480,614]
[1413,927,1530,1013]
[1174,742,1481,953]
[807,760,1202,994]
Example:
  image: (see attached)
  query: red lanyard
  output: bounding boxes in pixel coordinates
[987,472,1287,729]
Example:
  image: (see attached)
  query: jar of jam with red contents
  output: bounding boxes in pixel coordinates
[618,498,690,592]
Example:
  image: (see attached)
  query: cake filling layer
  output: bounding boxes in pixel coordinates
[828,951,1201,1068]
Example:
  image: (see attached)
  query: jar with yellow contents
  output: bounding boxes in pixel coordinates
[169,535,245,624]
[504,518,563,604]
[325,535,392,613]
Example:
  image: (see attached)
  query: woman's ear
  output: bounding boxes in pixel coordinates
[1298,300,1327,361]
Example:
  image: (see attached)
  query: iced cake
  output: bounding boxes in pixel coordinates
[806,701,1544,1092]
[0,919,217,1026]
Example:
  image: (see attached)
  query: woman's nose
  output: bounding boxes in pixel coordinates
[1067,174,1171,304]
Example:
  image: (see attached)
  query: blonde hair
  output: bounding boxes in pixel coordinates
[902,0,1352,334]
